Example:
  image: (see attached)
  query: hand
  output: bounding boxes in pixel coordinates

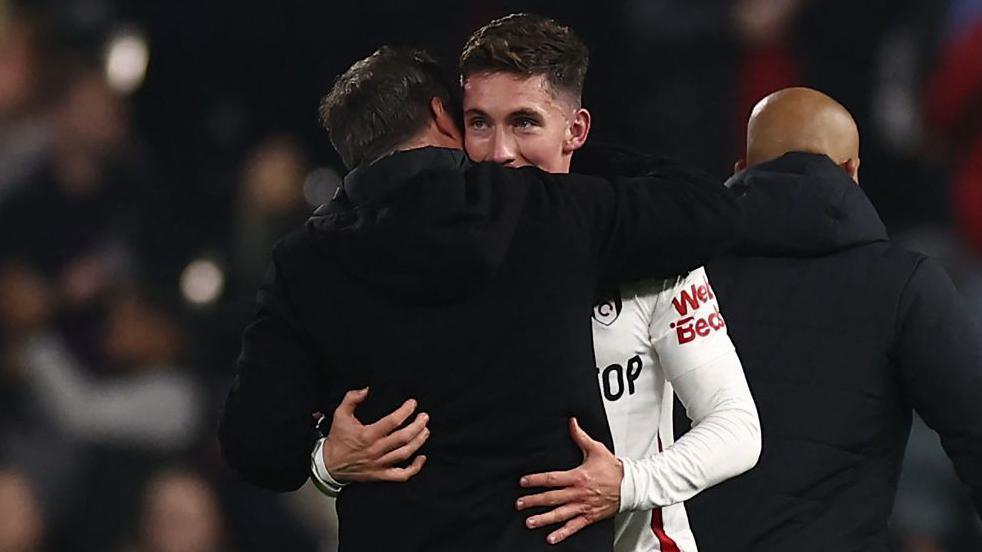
[516,417,622,545]
[322,388,430,483]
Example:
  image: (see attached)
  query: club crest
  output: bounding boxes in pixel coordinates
[593,289,622,326]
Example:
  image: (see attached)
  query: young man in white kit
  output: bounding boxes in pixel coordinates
[455,14,760,550]
[312,13,761,552]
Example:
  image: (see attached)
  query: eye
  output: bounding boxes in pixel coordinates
[468,118,488,130]
[513,117,536,129]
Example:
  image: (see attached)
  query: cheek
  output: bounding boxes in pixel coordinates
[516,131,566,172]
[464,133,490,161]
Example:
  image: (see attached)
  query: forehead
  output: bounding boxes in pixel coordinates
[463,72,567,117]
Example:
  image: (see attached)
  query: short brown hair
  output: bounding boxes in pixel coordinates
[459,13,589,104]
[319,47,460,169]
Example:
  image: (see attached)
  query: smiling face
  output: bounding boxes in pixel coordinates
[462,72,590,174]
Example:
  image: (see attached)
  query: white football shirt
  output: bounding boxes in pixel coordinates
[592,267,758,552]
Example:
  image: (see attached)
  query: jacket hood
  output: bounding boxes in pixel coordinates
[305,147,521,304]
[725,152,889,257]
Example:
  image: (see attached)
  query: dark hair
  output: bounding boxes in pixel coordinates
[319,47,461,170]
[459,13,589,104]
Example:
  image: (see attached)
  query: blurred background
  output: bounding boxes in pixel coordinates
[0,0,978,550]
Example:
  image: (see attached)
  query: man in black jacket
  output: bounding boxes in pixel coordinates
[686,87,982,551]
[218,47,737,552]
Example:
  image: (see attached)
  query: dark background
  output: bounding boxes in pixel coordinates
[0,1,979,550]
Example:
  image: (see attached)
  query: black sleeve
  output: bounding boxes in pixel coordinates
[218,249,326,492]
[542,151,737,283]
[570,142,676,179]
[896,257,982,515]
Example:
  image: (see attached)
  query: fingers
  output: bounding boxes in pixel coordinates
[367,398,418,436]
[525,503,583,530]
[377,424,430,466]
[546,516,591,545]
[336,387,370,416]
[377,454,427,482]
[376,411,429,453]
[515,488,579,511]
[520,469,579,489]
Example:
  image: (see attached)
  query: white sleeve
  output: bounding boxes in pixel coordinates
[618,268,761,512]
[20,334,201,451]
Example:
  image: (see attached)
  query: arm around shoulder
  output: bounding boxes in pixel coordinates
[541,158,738,283]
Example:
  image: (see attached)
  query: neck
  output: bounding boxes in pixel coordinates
[558,153,573,175]
[399,126,459,154]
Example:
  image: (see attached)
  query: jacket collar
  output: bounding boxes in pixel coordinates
[342,147,469,206]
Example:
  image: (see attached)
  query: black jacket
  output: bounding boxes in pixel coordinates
[218,147,737,552]
[687,153,982,551]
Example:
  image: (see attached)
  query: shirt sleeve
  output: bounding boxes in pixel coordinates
[310,437,349,498]
[648,267,737,379]
[218,246,329,492]
[619,268,761,511]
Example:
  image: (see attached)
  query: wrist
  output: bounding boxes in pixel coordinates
[613,456,625,511]
[311,438,350,496]
[617,456,638,513]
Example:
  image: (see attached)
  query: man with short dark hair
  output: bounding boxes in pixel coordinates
[686,87,982,551]
[218,46,738,551]
[319,47,462,169]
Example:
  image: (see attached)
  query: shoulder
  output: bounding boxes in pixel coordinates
[876,242,927,272]
[622,268,708,322]
[862,244,936,308]
[263,227,329,309]
[621,275,685,304]
[897,251,954,303]
[272,226,319,267]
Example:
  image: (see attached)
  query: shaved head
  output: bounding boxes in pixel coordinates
[744,87,860,181]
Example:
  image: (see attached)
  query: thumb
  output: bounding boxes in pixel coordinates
[337,387,370,416]
[569,417,599,455]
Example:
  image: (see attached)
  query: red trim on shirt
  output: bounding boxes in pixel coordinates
[650,433,681,552]
[651,508,681,552]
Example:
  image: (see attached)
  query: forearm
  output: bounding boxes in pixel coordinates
[605,169,737,282]
[218,316,324,492]
[619,351,760,511]
[219,368,321,492]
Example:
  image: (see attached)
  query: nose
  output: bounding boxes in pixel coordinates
[489,128,517,166]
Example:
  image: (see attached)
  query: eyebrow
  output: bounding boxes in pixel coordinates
[508,109,545,121]
[463,107,546,120]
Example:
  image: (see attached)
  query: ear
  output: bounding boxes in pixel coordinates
[430,97,463,144]
[734,159,747,173]
[843,157,860,184]
[563,107,591,154]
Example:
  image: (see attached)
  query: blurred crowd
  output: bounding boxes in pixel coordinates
[0,0,978,551]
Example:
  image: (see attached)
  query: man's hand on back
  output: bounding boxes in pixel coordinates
[516,417,623,544]
[321,388,430,483]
